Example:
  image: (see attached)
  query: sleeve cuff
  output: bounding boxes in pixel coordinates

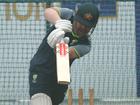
[73,48,81,58]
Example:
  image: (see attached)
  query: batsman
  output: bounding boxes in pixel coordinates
[29,2,99,105]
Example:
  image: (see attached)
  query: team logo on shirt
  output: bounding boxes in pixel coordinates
[32,74,38,83]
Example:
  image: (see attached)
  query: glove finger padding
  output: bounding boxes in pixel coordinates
[47,29,65,48]
[47,29,63,45]
[51,33,64,46]
[55,19,72,32]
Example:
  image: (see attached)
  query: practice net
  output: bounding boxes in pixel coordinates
[0,1,139,105]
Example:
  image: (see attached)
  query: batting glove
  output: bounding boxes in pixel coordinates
[63,37,70,44]
[55,19,72,32]
[47,29,65,48]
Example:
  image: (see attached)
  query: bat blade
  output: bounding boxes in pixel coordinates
[56,41,70,84]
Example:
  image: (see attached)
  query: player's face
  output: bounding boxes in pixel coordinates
[73,21,92,37]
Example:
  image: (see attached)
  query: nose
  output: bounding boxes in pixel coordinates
[80,24,86,29]
[80,24,91,32]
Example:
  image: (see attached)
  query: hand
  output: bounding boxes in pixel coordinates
[47,29,65,48]
[55,19,72,32]
[63,37,70,44]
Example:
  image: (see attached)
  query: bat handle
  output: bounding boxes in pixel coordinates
[61,37,69,44]
[60,39,65,43]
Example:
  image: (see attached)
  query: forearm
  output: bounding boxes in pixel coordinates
[45,7,61,24]
[69,45,91,59]
[69,47,80,60]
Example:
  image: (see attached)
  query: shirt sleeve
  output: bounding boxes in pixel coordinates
[70,44,91,58]
[59,8,74,20]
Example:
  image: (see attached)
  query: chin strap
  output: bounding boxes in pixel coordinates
[88,28,94,35]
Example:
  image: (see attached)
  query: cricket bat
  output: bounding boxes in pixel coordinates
[56,40,70,84]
